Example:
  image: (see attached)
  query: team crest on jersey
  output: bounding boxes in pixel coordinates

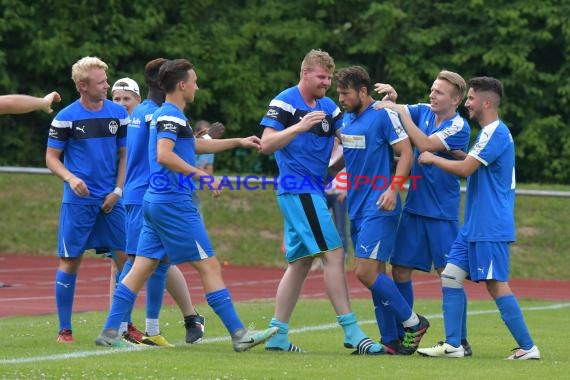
[321,119,330,133]
[109,120,119,134]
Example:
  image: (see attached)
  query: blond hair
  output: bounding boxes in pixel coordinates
[71,56,108,87]
[437,70,467,99]
[300,49,335,78]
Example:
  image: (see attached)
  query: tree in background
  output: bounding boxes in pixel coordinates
[1,0,568,182]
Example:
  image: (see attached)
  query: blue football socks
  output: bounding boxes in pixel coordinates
[496,294,534,350]
[442,287,464,347]
[146,262,169,320]
[395,280,413,338]
[104,283,137,331]
[55,269,77,331]
[206,288,243,335]
[373,297,399,344]
[461,288,468,341]
[118,259,134,324]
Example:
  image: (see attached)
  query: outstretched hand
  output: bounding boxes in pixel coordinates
[240,135,262,151]
[42,91,61,114]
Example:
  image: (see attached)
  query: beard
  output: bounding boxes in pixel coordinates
[313,86,328,99]
[344,98,363,113]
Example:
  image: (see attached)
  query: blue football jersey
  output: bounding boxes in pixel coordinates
[144,102,196,203]
[464,120,516,241]
[124,99,160,205]
[404,104,471,220]
[260,86,342,196]
[48,99,128,204]
[340,102,409,219]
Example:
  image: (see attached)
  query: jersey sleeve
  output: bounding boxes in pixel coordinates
[117,112,129,148]
[260,99,293,131]
[468,124,509,166]
[384,108,409,145]
[47,117,72,150]
[434,116,470,151]
[405,103,430,124]
[156,115,186,142]
[332,106,343,133]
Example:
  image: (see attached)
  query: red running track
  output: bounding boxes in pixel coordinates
[1,255,569,317]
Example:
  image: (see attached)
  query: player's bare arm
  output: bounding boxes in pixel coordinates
[418,151,481,178]
[45,147,89,197]
[261,111,325,154]
[158,138,223,198]
[196,135,261,154]
[375,101,446,153]
[101,147,126,213]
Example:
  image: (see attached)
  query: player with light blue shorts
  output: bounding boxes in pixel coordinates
[96,58,277,351]
[261,50,387,355]
[46,56,128,344]
[335,66,430,356]
[417,77,540,360]
[374,70,472,354]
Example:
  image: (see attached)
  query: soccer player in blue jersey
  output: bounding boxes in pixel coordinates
[417,77,540,360]
[260,50,387,355]
[373,70,472,355]
[334,65,430,356]
[109,76,141,322]
[96,58,278,350]
[46,56,129,343]
[117,58,205,346]
[0,91,61,114]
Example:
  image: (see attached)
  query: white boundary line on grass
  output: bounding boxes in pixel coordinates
[2,302,569,365]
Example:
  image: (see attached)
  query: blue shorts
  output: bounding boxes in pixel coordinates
[447,229,511,282]
[57,203,126,258]
[137,200,214,265]
[350,214,399,262]
[391,211,459,272]
[125,204,143,255]
[278,193,342,263]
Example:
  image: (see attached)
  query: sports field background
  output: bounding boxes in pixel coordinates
[1,175,569,378]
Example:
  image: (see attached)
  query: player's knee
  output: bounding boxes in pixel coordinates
[392,265,412,282]
[485,280,512,299]
[354,263,376,287]
[441,264,467,289]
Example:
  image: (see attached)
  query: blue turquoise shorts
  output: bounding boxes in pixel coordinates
[278,193,342,263]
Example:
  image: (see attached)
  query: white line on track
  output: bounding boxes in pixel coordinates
[2,302,568,365]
